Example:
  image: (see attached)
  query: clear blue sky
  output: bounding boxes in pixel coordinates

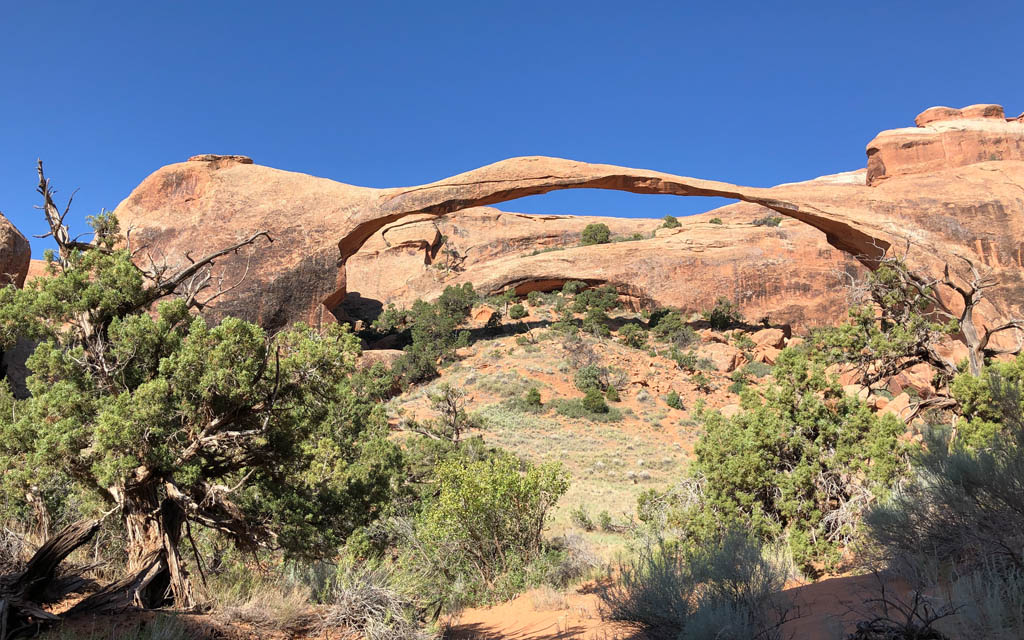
[2,1,1021,257]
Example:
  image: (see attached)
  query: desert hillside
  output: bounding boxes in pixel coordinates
[2,104,1024,640]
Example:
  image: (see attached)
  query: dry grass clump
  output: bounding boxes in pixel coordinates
[204,575,316,631]
[317,563,435,640]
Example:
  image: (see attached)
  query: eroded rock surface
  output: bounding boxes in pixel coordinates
[0,213,31,287]
[113,106,1024,339]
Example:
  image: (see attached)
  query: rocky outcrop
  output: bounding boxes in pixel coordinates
[0,212,31,287]
[866,104,1024,185]
[113,107,1024,343]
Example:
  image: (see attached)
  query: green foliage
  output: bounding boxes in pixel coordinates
[570,505,595,531]
[671,349,699,372]
[524,387,543,408]
[703,297,744,331]
[581,223,611,246]
[752,216,782,227]
[600,531,792,640]
[582,388,610,414]
[665,391,683,410]
[864,368,1024,638]
[618,323,647,349]
[526,291,545,306]
[606,385,620,402]
[550,397,622,422]
[562,280,588,295]
[0,244,401,561]
[391,283,477,384]
[709,217,723,225]
[650,310,697,348]
[732,333,756,353]
[508,303,527,320]
[661,215,681,229]
[728,369,749,395]
[575,364,605,392]
[598,510,614,532]
[742,361,774,379]
[671,349,908,569]
[949,353,1024,448]
[581,308,610,337]
[811,260,958,387]
[408,453,569,607]
[691,372,713,394]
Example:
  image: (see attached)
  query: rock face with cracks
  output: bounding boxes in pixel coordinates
[113,105,1024,345]
[0,212,31,288]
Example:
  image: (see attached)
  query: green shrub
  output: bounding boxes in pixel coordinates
[550,398,623,422]
[581,223,611,246]
[675,349,908,569]
[524,387,543,408]
[582,388,610,414]
[703,296,743,331]
[562,280,588,295]
[575,364,605,392]
[752,216,782,227]
[671,349,699,372]
[691,372,713,393]
[570,505,595,532]
[666,391,683,410]
[598,511,614,532]
[408,453,569,609]
[509,303,527,320]
[606,385,620,402]
[600,531,792,640]
[728,369,749,395]
[526,291,545,306]
[650,310,696,348]
[618,323,647,349]
[582,308,611,337]
[742,361,773,378]
[867,366,1024,574]
[709,217,723,225]
[662,215,681,229]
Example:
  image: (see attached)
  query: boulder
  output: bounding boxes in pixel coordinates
[751,328,786,350]
[881,392,914,421]
[0,213,31,287]
[698,342,745,373]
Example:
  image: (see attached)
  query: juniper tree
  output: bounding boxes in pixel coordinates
[0,164,400,609]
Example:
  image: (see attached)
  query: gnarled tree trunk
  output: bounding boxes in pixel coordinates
[112,477,194,610]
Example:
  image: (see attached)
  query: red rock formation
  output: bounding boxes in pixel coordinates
[866,104,1024,185]
[113,105,1024,346]
[0,213,31,287]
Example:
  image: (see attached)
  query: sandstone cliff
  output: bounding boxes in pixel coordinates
[112,106,1024,340]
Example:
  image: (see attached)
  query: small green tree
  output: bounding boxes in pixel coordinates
[0,166,400,608]
[606,385,621,402]
[581,223,611,246]
[666,390,683,410]
[662,215,681,229]
[679,349,908,568]
[411,454,569,603]
[509,303,527,320]
[703,297,743,331]
[709,217,723,225]
[524,387,543,408]
[582,388,610,414]
[618,323,647,349]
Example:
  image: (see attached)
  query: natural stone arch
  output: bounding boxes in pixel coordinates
[327,156,893,315]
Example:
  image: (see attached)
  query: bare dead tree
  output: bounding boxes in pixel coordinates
[836,242,1024,387]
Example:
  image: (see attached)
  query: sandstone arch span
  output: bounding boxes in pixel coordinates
[114,149,1024,332]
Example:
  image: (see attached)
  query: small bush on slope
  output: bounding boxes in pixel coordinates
[641,347,908,571]
[862,364,1024,639]
[600,530,793,640]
